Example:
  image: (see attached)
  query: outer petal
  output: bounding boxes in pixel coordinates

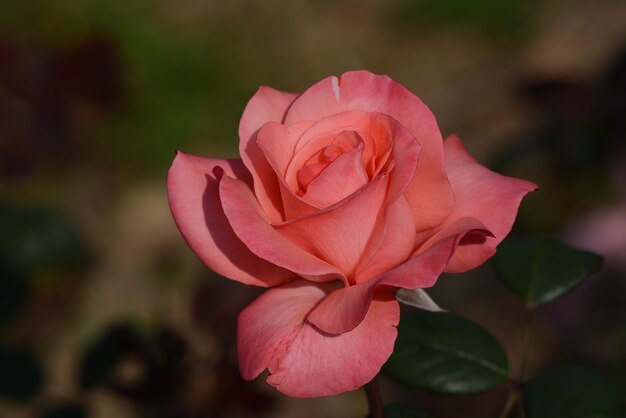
[307,217,490,334]
[238,87,299,221]
[443,135,538,273]
[167,152,293,287]
[237,280,333,380]
[238,280,400,398]
[218,172,345,282]
[284,70,453,231]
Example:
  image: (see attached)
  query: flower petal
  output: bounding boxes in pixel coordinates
[302,142,368,207]
[275,175,389,279]
[238,280,400,398]
[238,87,299,221]
[355,195,416,283]
[237,280,333,380]
[257,121,313,178]
[286,111,420,204]
[257,121,320,220]
[284,70,453,231]
[305,278,380,336]
[386,116,422,202]
[167,152,293,287]
[443,135,538,273]
[307,217,490,334]
[218,172,344,282]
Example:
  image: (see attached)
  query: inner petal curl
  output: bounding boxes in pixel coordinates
[284,111,399,210]
[297,130,361,192]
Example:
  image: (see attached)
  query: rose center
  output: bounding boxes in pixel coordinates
[296,130,361,194]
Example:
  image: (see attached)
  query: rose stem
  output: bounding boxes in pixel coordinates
[364,375,385,418]
[497,381,520,418]
[497,305,535,418]
[518,307,535,383]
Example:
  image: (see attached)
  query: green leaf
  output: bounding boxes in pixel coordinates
[492,236,602,307]
[384,311,509,395]
[524,366,626,418]
[366,404,432,418]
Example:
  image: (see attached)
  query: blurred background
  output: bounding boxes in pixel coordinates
[1,0,625,417]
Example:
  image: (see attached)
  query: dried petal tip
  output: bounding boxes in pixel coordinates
[396,288,446,312]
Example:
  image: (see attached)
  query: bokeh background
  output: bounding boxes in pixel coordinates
[1,0,625,417]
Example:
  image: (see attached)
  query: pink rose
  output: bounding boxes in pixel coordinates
[168,70,537,397]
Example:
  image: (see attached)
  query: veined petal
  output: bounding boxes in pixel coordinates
[238,86,299,221]
[237,280,333,380]
[275,175,389,279]
[286,110,420,206]
[257,121,314,178]
[307,217,490,334]
[355,195,416,283]
[167,152,293,287]
[257,121,320,220]
[238,280,400,398]
[443,135,538,273]
[302,142,368,207]
[284,70,453,231]
[218,172,344,282]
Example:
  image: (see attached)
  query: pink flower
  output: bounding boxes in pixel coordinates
[168,70,537,398]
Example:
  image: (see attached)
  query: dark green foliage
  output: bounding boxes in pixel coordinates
[493,236,602,307]
[524,366,626,418]
[79,323,136,389]
[79,322,187,403]
[0,204,87,274]
[0,344,44,400]
[394,0,537,40]
[366,404,432,418]
[0,263,29,324]
[40,403,87,418]
[384,311,509,395]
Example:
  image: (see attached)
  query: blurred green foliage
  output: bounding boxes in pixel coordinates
[0,0,249,176]
[0,202,87,405]
[524,366,626,418]
[0,0,543,178]
[394,0,538,40]
[366,404,432,418]
[0,344,43,400]
[0,264,29,325]
[41,403,87,418]
[0,204,87,274]
[79,321,187,398]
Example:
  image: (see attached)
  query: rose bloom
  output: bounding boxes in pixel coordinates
[168,70,537,398]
